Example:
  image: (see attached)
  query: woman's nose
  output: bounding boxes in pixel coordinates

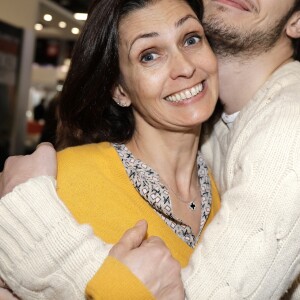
[169,50,196,80]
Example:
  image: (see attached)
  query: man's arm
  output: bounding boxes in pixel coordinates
[183,102,300,299]
[0,144,184,300]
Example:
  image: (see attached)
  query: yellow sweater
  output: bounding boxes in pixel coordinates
[57,142,220,299]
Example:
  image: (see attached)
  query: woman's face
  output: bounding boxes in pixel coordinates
[114,0,219,132]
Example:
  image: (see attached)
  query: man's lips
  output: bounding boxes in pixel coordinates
[214,0,252,11]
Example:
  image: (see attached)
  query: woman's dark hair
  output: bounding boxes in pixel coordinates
[57,0,204,149]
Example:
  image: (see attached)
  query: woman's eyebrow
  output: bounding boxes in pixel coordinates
[128,14,200,55]
[129,32,159,54]
[175,14,200,28]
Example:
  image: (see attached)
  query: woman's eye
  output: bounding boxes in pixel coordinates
[141,52,159,62]
[184,36,201,46]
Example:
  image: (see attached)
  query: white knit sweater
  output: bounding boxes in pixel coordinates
[183,61,300,299]
[0,177,112,299]
[1,61,300,299]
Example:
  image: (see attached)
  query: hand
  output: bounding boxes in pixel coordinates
[0,279,19,300]
[110,220,184,300]
[0,143,57,198]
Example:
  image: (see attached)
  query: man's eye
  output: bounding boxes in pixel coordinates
[141,53,159,62]
[184,36,201,46]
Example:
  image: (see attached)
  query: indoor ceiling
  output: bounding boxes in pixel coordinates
[49,0,92,13]
[36,0,92,40]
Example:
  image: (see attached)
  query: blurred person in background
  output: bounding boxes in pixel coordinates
[39,94,60,146]
[33,98,46,122]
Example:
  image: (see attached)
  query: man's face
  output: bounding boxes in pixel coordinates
[202,0,296,58]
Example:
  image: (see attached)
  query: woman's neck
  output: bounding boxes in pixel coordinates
[126,126,201,197]
[126,122,203,235]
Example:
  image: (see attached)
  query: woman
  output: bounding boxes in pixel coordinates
[0,0,220,299]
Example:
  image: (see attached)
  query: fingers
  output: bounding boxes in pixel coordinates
[0,278,6,288]
[118,220,148,249]
[34,143,56,164]
[110,220,148,257]
[3,156,20,171]
[0,288,19,300]
[0,143,58,198]
[0,279,18,300]
[33,143,57,177]
[143,235,165,245]
[36,142,54,150]
[109,224,184,299]
[141,236,179,271]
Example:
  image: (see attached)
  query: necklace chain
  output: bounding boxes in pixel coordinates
[160,177,200,211]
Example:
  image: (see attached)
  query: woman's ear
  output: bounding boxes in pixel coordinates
[286,11,300,39]
[112,84,132,107]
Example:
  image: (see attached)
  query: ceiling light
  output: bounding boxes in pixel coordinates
[34,23,43,31]
[44,14,52,22]
[74,13,87,21]
[71,27,80,35]
[58,21,67,28]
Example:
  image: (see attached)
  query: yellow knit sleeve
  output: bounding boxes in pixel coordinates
[86,256,155,300]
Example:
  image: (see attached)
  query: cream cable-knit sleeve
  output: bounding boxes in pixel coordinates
[183,92,300,299]
[0,176,112,300]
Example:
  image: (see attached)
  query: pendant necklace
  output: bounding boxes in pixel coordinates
[160,178,199,211]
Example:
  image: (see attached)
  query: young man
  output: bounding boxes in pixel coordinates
[1,0,300,299]
[183,0,300,298]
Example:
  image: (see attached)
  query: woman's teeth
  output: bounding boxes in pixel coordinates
[165,82,204,102]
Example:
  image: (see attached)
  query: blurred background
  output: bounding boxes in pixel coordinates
[0,0,92,170]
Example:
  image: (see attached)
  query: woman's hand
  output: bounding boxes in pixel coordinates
[0,143,57,198]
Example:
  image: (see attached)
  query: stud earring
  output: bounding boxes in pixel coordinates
[118,102,129,107]
[113,97,129,107]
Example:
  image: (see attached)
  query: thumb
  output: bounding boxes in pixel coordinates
[34,143,57,177]
[110,220,148,257]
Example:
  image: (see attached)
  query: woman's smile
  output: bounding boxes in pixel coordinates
[116,0,218,130]
[164,81,205,103]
